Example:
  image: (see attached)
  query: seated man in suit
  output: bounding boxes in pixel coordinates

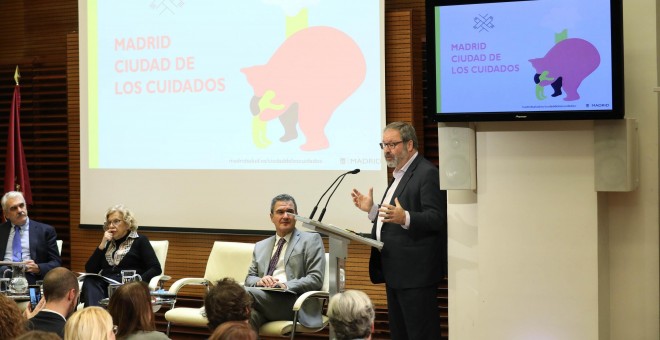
[244,193,325,332]
[0,191,61,284]
[27,267,80,338]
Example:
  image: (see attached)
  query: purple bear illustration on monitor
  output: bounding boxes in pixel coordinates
[529,38,600,101]
[242,26,366,151]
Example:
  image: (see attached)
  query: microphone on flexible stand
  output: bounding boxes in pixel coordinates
[309,169,360,220]
[318,169,360,222]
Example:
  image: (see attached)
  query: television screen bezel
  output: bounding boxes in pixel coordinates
[425,0,625,122]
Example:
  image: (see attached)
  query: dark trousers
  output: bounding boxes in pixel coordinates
[386,284,441,340]
[80,274,119,307]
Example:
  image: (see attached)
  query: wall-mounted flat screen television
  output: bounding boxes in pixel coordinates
[426,0,624,122]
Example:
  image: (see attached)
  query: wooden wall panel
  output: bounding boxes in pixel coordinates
[385,10,414,126]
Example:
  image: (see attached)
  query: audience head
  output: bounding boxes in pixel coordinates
[104,204,138,232]
[209,321,257,340]
[64,306,115,340]
[269,193,298,237]
[328,290,375,340]
[204,277,253,330]
[107,281,155,338]
[43,267,80,316]
[15,330,63,340]
[0,294,26,339]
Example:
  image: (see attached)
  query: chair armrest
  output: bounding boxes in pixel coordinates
[292,291,329,311]
[148,274,172,290]
[168,277,209,294]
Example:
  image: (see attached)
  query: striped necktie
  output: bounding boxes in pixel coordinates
[266,238,286,276]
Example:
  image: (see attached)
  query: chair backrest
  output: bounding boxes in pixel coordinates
[150,240,169,273]
[56,240,63,255]
[204,241,255,283]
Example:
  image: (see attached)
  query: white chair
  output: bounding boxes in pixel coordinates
[148,240,171,290]
[56,240,63,255]
[164,241,255,335]
[258,253,330,339]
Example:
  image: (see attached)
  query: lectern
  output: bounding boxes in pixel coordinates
[293,214,383,296]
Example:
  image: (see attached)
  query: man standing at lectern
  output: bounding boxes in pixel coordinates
[0,191,61,284]
[351,121,447,340]
[244,193,326,332]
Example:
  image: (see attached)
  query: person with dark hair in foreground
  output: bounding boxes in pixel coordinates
[27,267,80,338]
[328,290,375,340]
[204,277,252,330]
[244,193,326,332]
[107,281,169,339]
[209,321,257,340]
[351,121,447,339]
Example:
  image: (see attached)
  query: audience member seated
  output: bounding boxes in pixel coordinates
[27,267,80,338]
[80,205,161,307]
[15,330,62,340]
[0,191,62,284]
[107,281,169,340]
[327,290,376,340]
[209,321,257,340]
[64,306,116,340]
[0,293,26,339]
[203,277,252,331]
[244,193,326,332]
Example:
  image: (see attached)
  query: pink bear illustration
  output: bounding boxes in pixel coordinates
[529,38,600,101]
[242,26,367,151]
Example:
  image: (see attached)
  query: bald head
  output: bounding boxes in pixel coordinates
[43,267,79,302]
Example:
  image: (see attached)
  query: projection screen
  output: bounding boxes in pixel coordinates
[78,0,386,233]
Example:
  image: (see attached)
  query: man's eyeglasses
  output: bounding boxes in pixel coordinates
[103,219,123,228]
[274,209,296,216]
[379,141,404,150]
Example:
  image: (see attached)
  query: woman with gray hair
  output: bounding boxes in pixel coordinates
[327,290,375,340]
[80,205,161,307]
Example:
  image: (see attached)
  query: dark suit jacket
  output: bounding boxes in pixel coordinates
[369,154,448,289]
[27,310,66,338]
[0,219,62,284]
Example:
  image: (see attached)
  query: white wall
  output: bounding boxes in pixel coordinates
[448,0,659,338]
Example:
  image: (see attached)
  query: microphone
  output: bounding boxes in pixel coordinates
[318,169,360,222]
[309,169,360,220]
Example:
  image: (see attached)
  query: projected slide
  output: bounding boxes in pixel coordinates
[88,0,382,170]
[80,0,385,232]
[434,0,613,113]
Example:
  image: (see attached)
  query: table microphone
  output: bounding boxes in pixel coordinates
[309,169,360,220]
[318,169,360,222]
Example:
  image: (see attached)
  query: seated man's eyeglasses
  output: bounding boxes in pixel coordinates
[379,141,404,150]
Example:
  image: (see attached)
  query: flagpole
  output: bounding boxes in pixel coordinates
[4,65,33,204]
